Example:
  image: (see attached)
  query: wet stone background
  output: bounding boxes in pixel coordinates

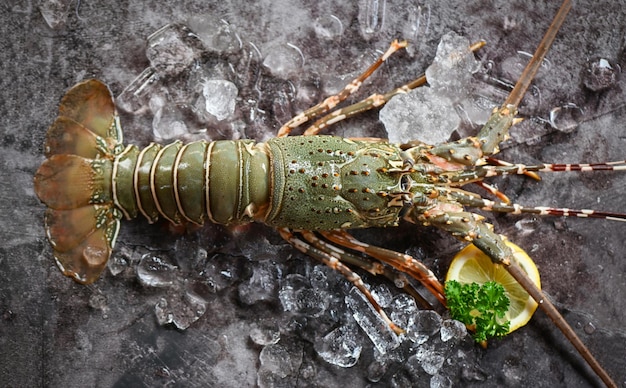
[1,0,626,387]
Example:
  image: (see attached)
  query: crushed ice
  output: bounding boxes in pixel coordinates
[238,260,281,305]
[346,287,401,355]
[39,0,71,29]
[314,324,363,368]
[146,24,203,77]
[201,79,238,121]
[380,32,483,145]
[112,21,484,382]
[258,340,303,387]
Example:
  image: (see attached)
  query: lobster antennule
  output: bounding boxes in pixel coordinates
[34,79,123,284]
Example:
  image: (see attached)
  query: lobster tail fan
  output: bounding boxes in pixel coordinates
[34,154,113,209]
[58,79,122,143]
[44,207,120,284]
[44,116,105,159]
[34,79,123,284]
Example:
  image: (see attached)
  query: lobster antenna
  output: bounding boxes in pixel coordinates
[449,190,626,222]
[504,0,572,108]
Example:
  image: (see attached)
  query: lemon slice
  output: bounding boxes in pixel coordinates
[445,241,541,333]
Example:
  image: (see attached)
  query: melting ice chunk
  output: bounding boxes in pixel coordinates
[389,293,419,329]
[440,319,467,342]
[258,340,303,387]
[39,0,71,29]
[154,290,208,330]
[262,44,304,79]
[425,33,481,92]
[406,310,442,345]
[136,253,178,288]
[413,344,445,375]
[152,103,206,141]
[314,325,363,367]
[116,68,161,115]
[278,273,330,317]
[187,16,242,54]
[250,325,281,346]
[430,373,453,388]
[147,24,203,77]
[380,32,481,145]
[201,79,238,121]
[345,287,400,354]
[238,261,281,305]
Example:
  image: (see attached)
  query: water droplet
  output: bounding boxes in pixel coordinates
[584,321,596,334]
[367,359,388,383]
[313,15,344,40]
[262,44,305,79]
[108,246,134,277]
[583,58,619,92]
[549,103,583,132]
[88,293,108,312]
[137,253,178,288]
[515,218,538,235]
[500,51,550,83]
[200,253,241,293]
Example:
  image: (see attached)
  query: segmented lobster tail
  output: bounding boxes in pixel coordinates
[33,80,123,284]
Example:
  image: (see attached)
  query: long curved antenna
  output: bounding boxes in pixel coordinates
[504,0,572,108]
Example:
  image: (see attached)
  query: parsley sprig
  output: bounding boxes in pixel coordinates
[445,280,511,342]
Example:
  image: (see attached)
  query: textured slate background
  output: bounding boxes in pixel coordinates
[1,0,625,387]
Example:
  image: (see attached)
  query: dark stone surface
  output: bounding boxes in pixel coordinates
[1,0,625,387]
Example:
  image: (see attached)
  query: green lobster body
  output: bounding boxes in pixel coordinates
[33,80,422,283]
[264,136,408,229]
[115,136,409,230]
[114,139,270,226]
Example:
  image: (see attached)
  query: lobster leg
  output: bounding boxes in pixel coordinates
[298,230,434,309]
[277,39,408,138]
[319,230,446,307]
[408,205,616,388]
[301,41,485,137]
[472,181,512,204]
[430,0,572,164]
[278,228,404,334]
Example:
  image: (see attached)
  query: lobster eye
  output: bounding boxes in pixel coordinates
[401,175,411,191]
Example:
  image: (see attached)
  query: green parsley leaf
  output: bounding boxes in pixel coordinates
[444,280,511,342]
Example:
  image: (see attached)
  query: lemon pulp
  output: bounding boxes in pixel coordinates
[445,241,541,333]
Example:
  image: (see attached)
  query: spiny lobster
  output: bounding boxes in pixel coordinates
[33,0,625,385]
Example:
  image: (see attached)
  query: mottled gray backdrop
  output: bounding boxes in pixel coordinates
[1,0,625,387]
